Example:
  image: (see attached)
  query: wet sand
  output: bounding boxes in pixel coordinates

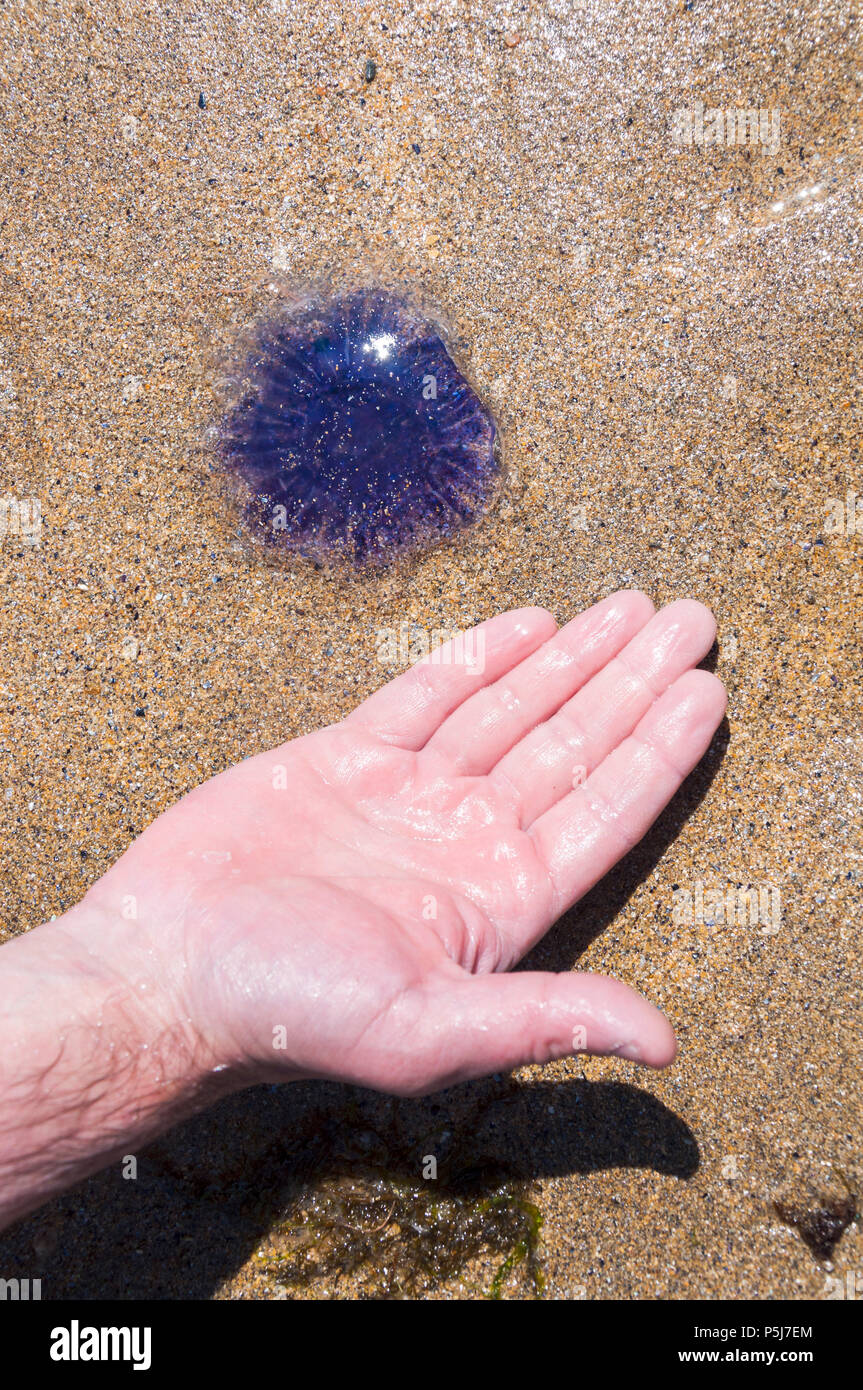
[0,0,860,1297]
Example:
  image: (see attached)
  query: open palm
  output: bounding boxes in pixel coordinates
[91,591,725,1097]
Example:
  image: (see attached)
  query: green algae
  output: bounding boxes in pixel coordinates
[257,1167,544,1299]
[247,1087,545,1299]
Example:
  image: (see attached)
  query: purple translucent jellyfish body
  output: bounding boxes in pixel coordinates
[218,289,499,568]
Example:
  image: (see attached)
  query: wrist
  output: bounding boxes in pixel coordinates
[56,894,219,1074]
[0,901,239,1230]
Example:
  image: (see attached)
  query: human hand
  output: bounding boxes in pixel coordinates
[84,591,725,1097]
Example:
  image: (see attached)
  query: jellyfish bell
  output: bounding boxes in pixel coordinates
[213,285,501,571]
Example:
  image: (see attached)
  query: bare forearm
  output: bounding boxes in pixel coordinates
[0,905,233,1231]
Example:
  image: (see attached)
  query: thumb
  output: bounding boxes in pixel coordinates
[425,970,677,1090]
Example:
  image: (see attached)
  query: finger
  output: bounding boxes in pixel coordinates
[531,668,727,914]
[417,970,676,1092]
[346,607,557,749]
[424,590,655,775]
[493,598,717,827]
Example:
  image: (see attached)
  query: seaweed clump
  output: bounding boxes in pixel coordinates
[241,1086,545,1299]
[773,1191,858,1261]
[256,1164,543,1300]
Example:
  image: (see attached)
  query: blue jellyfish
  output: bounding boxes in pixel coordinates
[217,288,499,568]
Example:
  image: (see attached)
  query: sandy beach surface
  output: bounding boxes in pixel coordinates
[0,0,860,1298]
